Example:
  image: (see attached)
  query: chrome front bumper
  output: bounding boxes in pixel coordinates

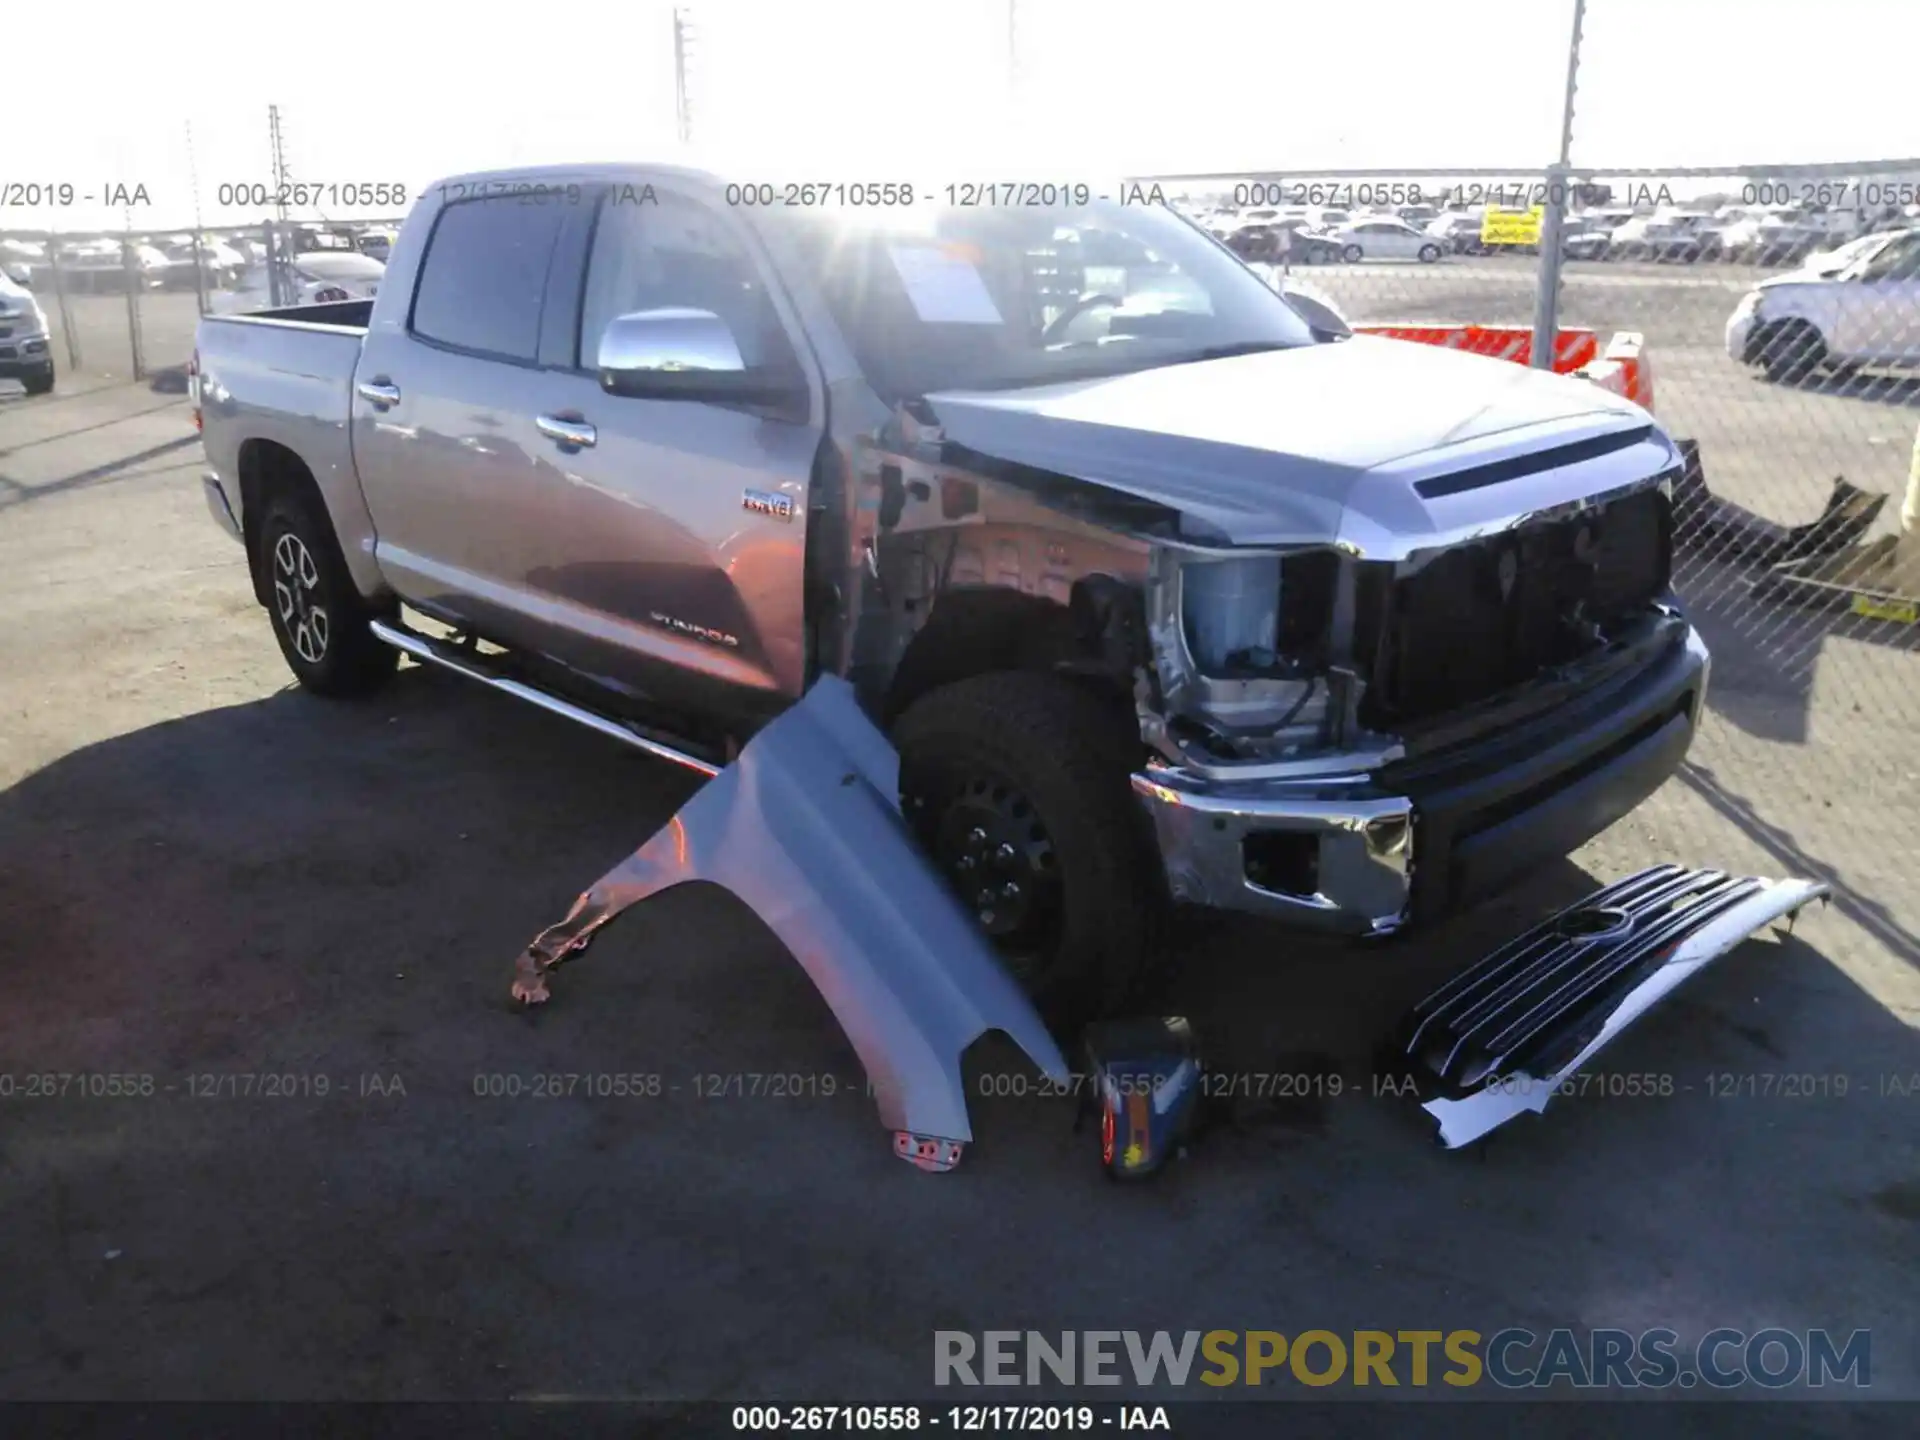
[1131,769,1416,934]
[1131,624,1710,936]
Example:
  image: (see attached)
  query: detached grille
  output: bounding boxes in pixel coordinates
[1395,865,1775,1094]
[1359,485,1672,726]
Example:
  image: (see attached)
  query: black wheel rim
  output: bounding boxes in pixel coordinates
[272,530,329,664]
[922,772,1063,976]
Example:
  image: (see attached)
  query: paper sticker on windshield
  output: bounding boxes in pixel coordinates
[886,245,1004,325]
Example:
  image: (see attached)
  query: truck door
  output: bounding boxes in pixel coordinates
[350,190,579,659]
[509,181,823,721]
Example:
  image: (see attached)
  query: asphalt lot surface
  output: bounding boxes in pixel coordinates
[0,259,1916,1420]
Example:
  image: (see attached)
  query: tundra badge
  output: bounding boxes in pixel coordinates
[743,488,795,522]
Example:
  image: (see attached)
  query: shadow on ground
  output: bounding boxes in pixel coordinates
[0,669,1914,1406]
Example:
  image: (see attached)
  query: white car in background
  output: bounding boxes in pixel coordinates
[208,250,385,314]
[1726,226,1920,381]
[0,269,55,394]
[1318,216,1444,263]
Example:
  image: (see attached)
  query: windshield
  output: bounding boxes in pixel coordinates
[1805,232,1890,273]
[765,201,1316,400]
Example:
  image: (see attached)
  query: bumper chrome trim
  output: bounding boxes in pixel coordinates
[1130,768,1415,933]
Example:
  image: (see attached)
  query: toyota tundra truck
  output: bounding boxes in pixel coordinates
[193,164,1708,1022]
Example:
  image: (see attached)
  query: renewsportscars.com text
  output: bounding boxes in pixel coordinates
[934,1328,1871,1390]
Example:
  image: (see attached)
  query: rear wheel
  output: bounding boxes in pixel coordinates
[256,493,398,697]
[896,671,1161,1031]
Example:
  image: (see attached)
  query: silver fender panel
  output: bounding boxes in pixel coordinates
[509,676,1070,1170]
[1390,865,1830,1149]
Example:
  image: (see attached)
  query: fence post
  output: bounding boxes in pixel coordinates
[1531,0,1586,370]
[46,235,80,370]
[1531,163,1570,370]
[122,227,146,381]
[190,230,209,317]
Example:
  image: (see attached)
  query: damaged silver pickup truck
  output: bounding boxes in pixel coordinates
[194,164,1707,1026]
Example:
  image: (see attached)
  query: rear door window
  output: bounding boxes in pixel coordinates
[410,197,565,361]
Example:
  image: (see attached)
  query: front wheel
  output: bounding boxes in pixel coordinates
[1417,243,1442,263]
[21,362,55,395]
[256,494,398,697]
[1342,243,1364,263]
[896,671,1161,1030]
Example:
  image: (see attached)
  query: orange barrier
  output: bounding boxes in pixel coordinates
[1566,332,1655,413]
[1354,323,1600,373]
[1354,322,1654,413]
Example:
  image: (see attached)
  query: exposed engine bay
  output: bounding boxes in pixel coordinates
[1140,483,1678,766]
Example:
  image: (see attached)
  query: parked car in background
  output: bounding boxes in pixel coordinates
[55,240,171,293]
[1222,221,1289,263]
[1396,203,1441,227]
[1608,212,1725,262]
[1318,217,1444,262]
[0,269,55,394]
[1425,212,1486,255]
[1721,218,1826,267]
[1562,208,1634,260]
[1,238,44,287]
[356,228,398,263]
[157,236,248,290]
[208,250,385,314]
[1726,226,1920,381]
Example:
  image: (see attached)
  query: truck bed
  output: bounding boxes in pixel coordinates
[218,297,375,330]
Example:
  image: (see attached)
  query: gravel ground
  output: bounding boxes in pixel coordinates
[0,264,1915,1422]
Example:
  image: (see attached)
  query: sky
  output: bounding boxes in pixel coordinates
[7,0,1920,232]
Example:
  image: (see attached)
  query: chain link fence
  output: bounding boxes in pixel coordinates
[1153,159,1920,956]
[1,215,405,393]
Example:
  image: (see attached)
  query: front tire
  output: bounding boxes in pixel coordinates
[896,671,1161,1030]
[256,494,397,697]
[1757,322,1827,384]
[1417,243,1442,263]
[1341,243,1364,263]
[22,362,54,396]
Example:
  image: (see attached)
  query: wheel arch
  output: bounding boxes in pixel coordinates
[878,584,1136,731]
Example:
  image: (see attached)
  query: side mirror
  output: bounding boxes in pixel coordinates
[1277,281,1351,340]
[597,307,804,407]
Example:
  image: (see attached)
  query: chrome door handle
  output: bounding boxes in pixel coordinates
[536,413,597,449]
[356,378,401,409]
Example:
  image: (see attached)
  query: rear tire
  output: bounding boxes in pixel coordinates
[256,493,397,697]
[895,671,1161,1032]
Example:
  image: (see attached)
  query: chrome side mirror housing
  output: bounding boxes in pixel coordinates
[597,307,746,375]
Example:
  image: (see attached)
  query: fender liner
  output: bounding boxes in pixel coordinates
[510,676,1071,1170]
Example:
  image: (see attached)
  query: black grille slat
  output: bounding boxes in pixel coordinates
[1479,878,1762,1066]
[1393,865,1782,1094]
[1360,486,1675,727]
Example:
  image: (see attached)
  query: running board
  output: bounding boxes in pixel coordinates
[368,618,723,778]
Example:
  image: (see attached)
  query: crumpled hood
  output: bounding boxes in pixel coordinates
[926,336,1670,551]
